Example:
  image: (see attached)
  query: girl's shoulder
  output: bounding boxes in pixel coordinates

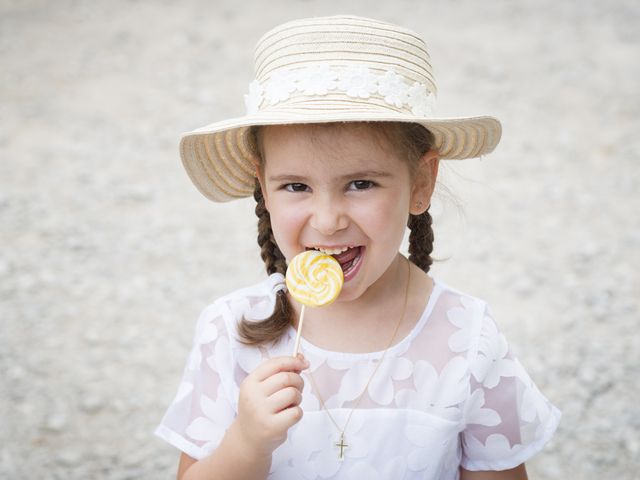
[187,274,292,381]
[405,277,496,357]
[431,276,486,303]
[215,272,286,320]
[425,277,490,328]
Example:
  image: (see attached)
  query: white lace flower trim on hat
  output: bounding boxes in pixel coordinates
[338,65,379,98]
[244,66,436,115]
[244,81,264,114]
[264,69,299,105]
[296,64,338,95]
[377,70,409,108]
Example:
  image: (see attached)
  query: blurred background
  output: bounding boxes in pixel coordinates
[1,0,638,478]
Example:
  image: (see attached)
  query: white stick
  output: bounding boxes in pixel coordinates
[292,305,306,357]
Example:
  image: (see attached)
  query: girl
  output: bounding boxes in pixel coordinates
[156,15,560,480]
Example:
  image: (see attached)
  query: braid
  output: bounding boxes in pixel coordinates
[407,208,434,273]
[253,178,287,275]
[237,178,292,345]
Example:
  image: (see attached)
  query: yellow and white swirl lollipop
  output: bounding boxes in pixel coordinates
[286,250,344,307]
[286,250,344,356]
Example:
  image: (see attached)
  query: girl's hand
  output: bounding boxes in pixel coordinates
[235,354,309,458]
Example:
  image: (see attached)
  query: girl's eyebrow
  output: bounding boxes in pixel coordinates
[268,170,392,182]
[340,170,392,180]
[268,174,308,183]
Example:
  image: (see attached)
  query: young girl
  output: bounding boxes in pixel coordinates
[156,15,560,480]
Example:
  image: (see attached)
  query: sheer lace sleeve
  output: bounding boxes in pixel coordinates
[460,307,561,471]
[155,302,236,460]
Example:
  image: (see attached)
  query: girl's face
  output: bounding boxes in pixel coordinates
[258,124,437,303]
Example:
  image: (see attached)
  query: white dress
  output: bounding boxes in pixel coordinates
[155,274,560,479]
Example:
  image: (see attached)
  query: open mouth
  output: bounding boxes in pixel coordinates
[308,246,364,280]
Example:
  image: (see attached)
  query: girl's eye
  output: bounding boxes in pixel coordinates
[349,180,375,190]
[284,183,310,192]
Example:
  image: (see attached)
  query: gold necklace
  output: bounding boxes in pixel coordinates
[305,257,411,461]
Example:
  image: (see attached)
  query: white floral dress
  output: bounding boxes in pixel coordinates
[155,274,560,479]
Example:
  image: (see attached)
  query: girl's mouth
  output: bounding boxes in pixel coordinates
[311,246,364,281]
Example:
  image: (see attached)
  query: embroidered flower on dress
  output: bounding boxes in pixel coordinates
[332,356,413,406]
[204,335,231,378]
[521,382,552,424]
[296,64,339,95]
[464,388,501,427]
[377,70,409,108]
[244,80,264,114]
[368,356,413,405]
[188,310,220,371]
[513,359,552,424]
[471,315,519,389]
[185,387,235,453]
[463,432,526,463]
[338,65,379,98]
[396,356,469,420]
[447,296,478,352]
[407,81,435,116]
[235,339,263,374]
[264,69,298,105]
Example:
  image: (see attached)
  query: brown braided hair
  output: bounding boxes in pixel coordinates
[239,122,436,346]
[407,209,434,273]
[236,178,294,345]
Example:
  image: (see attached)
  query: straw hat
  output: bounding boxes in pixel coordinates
[180,15,502,202]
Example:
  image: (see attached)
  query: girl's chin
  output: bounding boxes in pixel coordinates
[334,286,363,304]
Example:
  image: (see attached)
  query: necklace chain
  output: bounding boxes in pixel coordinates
[305,257,411,460]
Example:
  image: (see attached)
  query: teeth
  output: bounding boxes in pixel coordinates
[314,246,350,255]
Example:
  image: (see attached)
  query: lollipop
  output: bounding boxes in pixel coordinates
[286,250,344,356]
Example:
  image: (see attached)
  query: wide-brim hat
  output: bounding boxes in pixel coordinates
[180,15,502,202]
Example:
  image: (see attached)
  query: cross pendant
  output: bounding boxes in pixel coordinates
[334,432,349,461]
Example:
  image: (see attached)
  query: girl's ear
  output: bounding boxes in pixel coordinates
[410,150,439,215]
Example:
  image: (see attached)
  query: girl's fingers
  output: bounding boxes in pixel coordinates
[272,404,304,430]
[267,386,303,414]
[261,371,305,397]
[251,355,309,382]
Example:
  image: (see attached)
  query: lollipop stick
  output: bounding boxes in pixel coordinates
[292,305,306,357]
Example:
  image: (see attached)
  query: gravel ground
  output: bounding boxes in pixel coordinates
[1,0,639,479]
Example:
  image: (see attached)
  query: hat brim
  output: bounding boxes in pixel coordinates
[180,110,501,202]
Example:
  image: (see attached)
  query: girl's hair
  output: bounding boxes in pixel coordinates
[238,122,436,346]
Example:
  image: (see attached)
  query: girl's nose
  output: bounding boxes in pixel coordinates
[309,196,348,235]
